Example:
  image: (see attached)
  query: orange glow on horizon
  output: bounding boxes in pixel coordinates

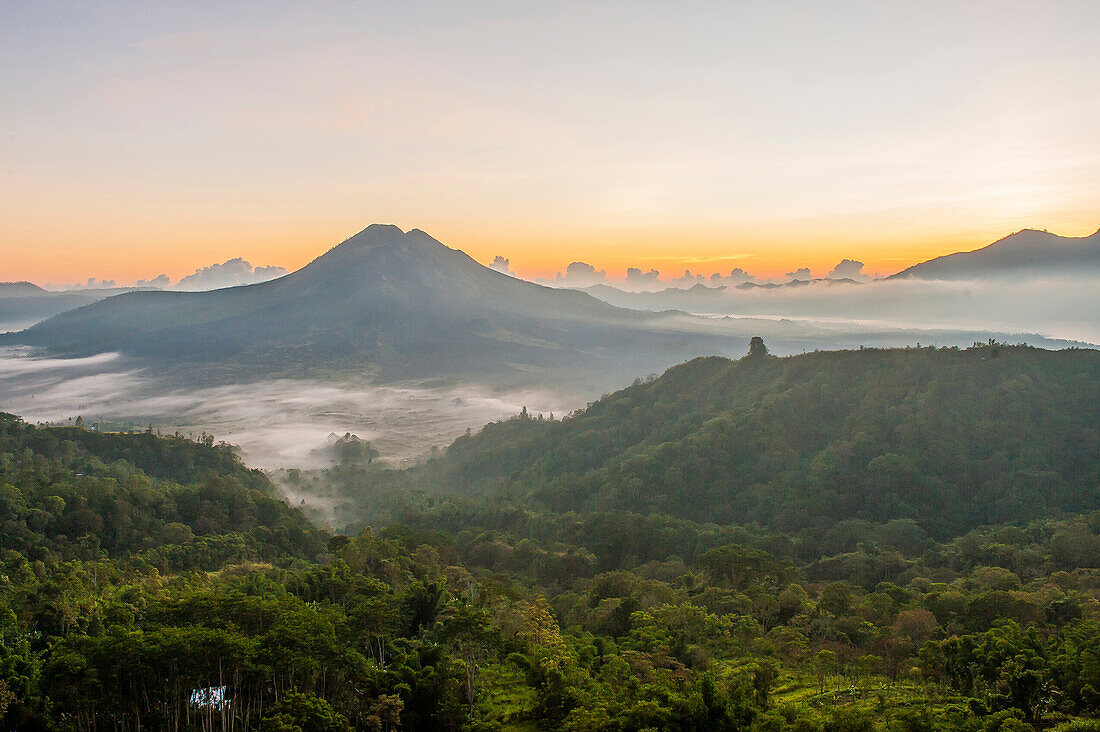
[3,215,1098,286]
[3,3,1097,289]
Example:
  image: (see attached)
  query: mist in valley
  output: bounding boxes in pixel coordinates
[1,275,1090,500]
[0,347,572,473]
[1,228,1095,523]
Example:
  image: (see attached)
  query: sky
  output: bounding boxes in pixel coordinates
[2,0,1098,283]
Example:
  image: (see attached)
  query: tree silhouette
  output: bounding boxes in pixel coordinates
[748,336,769,357]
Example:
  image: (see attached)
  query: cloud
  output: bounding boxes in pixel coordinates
[827,259,870,282]
[626,267,660,286]
[548,262,607,287]
[669,270,708,287]
[136,274,171,288]
[786,267,812,281]
[57,278,119,290]
[44,260,285,292]
[711,267,757,286]
[488,255,515,277]
[173,258,288,291]
[617,266,760,291]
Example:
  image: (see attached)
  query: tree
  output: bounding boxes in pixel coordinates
[814,649,838,693]
[262,691,351,732]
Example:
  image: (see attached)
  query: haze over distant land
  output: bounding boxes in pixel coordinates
[3,223,1093,469]
[2,225,746,391]
[890,227,1100,279]
[573,227,1100,345]
[0,282,48,298]
[0,284,146,335]
[0,258,287,334]
[533,227,1100,290]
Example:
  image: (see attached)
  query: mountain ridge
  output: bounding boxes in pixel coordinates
[2,225,734,389]
[890,227,1100,280]
[387,342,1100,537]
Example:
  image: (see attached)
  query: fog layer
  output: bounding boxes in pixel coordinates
[0,348,570,470]
[584,275,1100,346]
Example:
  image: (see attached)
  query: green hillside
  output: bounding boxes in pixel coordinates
[2,338,1100,730]
[393,342,1100,538]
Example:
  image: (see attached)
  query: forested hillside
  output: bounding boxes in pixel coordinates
[384,342,1100,538]
[2,339,1100,731]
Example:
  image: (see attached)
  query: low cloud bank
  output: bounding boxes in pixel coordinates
[45,259,288,293]
[588,275,1100,346]
[0,349,571,470]
[173,258,288,291]
[510,257,874,292]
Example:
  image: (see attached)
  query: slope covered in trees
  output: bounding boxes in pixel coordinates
[2,337,1100,731]
[389,343,1100,538]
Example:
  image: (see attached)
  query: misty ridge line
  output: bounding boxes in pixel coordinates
[517,225,1100,290]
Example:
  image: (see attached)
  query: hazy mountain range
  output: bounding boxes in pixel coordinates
[2,225,741,390]
[568,228,1100,346]
[0,283,156,334]
[3,224,1097,398]
[0,282,49,298]
[0,258,287,333]
[889,227,1100,280]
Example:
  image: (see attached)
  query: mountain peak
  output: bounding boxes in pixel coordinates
[2,225,738,389]
[338,223,407,245]
[326,225,459,259]
[890,226,1100,280]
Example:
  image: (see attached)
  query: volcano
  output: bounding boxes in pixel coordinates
[5,225,735,389]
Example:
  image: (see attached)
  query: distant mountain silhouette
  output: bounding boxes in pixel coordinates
[0,283,169,334]
[579,276,861,311]
[890,228,1100,280]
[0,283,106,334]
[3,225,737,388]
[0,282,48,298]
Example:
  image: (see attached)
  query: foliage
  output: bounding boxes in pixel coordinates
[1,344,1099,729]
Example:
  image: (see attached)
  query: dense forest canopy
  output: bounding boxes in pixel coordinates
[377,343,1099,537]
[1,343,1099,731]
